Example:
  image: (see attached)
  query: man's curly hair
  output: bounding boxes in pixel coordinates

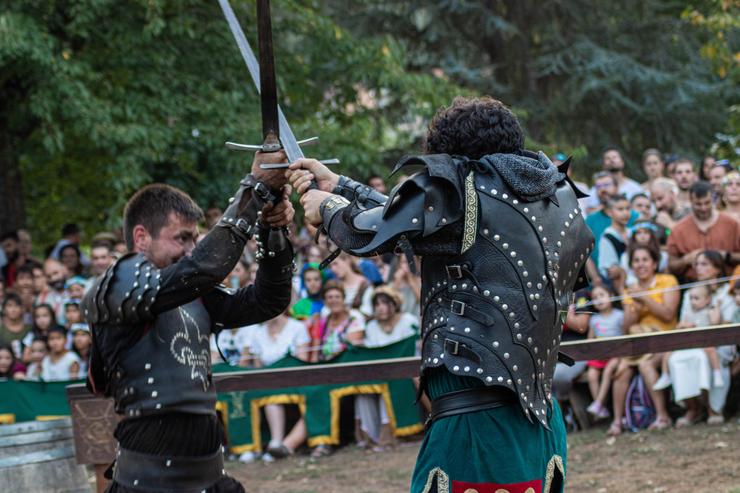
[424,96,524,159]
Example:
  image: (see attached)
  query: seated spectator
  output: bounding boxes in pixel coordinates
[65,276,88,300]
[699,155,716,181]
[0,344,25,380]
[650,177,689,231]
[672,158,698,212]
[329,253,373,317]
[585,285,623,420]
[1,230,28,289]
[0,293,32,359]
[49,223,89,267]
[71,323,92,378]
[640,148,665,192]
[244,311,310,460]
[89,243,115,277]
[630,193,652,221]
[63,299,83,331]
[619,221,669,286]
[666,251,737,426]
[59,243,87,278]
[24,338,47,381]
[597,194,631,284]
[608,245,679,435]
[390,255,421,316]
[14,263,36,325]
[355,287,418,451]
[31,264,47,297]
[22,304,61,363]
[308,281,365,363]
[667,181,740,282]
[290,263,325,320]
[718,171,740,222]
[41,326,79,381]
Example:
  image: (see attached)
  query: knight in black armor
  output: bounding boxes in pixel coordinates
[82,152,295,493]
[288,97,593,493]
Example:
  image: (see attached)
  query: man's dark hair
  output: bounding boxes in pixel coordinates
[604,193,629,209]
[689,180,712,199]
[630,192,649,204]
[424,96,524,159]
[16,263,36,279]
[2,292,22,310]
[602,146,623,157]
[0,230,19,242]
[123,184,204,250]
[61,223,80,237]
[592,171,617,186]
[367,174,384,182]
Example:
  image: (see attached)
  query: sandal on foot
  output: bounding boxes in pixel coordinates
[648,417,671,430]
[675,415,699,428]
[606,421,622,436]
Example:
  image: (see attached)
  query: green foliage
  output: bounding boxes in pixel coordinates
[1,0,460,247]
[327,0,738,181]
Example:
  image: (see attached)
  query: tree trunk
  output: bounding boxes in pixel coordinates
[0,133,25,233]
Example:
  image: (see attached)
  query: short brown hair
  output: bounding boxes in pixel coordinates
[321,280,345,300]
[123,184,203,250]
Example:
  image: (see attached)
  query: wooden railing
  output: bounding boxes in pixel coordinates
[65,323,739,492]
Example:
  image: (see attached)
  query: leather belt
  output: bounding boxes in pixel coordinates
[113,445,225,493]
[428,387,517,426]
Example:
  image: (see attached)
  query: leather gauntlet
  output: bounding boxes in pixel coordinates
[217,174,276,242]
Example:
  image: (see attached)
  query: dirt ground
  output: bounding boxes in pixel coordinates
[228,421,740,493]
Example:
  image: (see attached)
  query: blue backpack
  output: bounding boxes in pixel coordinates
[624,375,656,431]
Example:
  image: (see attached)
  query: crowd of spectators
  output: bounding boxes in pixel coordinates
[0,148,738,460]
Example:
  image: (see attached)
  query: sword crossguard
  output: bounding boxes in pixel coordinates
[225,136,319,153]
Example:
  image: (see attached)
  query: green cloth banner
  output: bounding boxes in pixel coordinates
[0,336,423,452]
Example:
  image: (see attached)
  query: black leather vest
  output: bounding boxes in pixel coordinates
[114,299,215,418]
[419,167,593,428]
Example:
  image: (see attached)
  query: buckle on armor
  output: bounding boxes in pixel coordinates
[446,265,463,279]
[450,300,466,316]
[444,338,460,355]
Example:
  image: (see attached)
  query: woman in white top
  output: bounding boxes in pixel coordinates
[356,287,418,452]
[243,311,311,460]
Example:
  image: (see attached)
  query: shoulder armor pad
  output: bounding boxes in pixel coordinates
[82,253,162,325]
[558,157,589,199]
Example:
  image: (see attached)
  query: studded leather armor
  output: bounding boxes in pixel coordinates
[319,152,593,427]
[83,175,294,418]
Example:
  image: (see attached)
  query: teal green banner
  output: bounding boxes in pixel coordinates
[0,337,423,451]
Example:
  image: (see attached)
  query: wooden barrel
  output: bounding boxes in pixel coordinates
[0,419,90,493]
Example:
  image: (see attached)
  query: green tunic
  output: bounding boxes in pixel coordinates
[410,369,567,493]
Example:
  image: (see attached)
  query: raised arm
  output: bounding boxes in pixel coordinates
[288,155,464,259]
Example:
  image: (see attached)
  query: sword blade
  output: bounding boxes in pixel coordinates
[257,0,280,148]
[218,0,305,162]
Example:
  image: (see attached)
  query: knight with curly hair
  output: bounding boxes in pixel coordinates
[288,96,593,493]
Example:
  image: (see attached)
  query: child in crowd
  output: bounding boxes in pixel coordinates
[0,344,26,380]
[654,285,722,390]
[65,276,88,300]
[24,338,47,380]
[22,303,61,362]
[586,285,624,419]
[63,300,83,330]
[290,263,325,320]
[71,323,92,378]
[41,326,80,381]
[598,194,631,284]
